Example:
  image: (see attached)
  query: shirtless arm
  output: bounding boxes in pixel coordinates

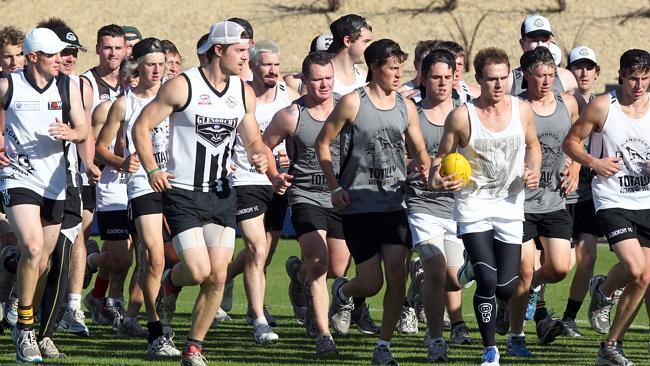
[563,94,620,177]
[560,93,581,194]
[95,97,138,173]
[316,91,359,210]
[559,68,579,93]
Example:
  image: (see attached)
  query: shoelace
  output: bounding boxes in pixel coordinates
[18,330,38,348]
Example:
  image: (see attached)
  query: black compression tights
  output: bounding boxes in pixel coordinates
[462,230,521,347]
[39,234,73,340]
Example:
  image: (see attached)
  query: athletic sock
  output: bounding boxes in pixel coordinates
[253,316,268,327]
[376,339,390,348]
[68,293,82,311]
[534,300,548,322]
[91,276,109,299]
[509,331,525,338]
[563,299,582,321]
[184,337,203,354]
[147,321,164,344]
[17,305,35,330]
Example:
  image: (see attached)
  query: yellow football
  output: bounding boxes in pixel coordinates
[440,152,471,186]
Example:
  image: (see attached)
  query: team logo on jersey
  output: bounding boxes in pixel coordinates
[616,137,650,175]
[366,128,404,164]
[13,101,39,111]
[195,114,237,147]
[48,101,63,110]
[100,93,110,101]
[225,96,237,108]
[16,154,35,175]
[198,94,212,105]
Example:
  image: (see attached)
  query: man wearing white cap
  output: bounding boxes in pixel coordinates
[0,27,88,363]
[133,20,276,366]
[508,14,577,95]
[284,34,334,95]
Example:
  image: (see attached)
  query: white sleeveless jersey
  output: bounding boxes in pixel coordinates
[592,91,650,211]
[333,64,365,96]
[454,96,526,222]
[232,82,292,186]
[167,67,245,192]
[96,132,127,211]
[0,71,70,200]
[124,89,169,199]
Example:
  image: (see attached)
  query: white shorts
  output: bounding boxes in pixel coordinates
[408,212,464,266]
[457,217,523,244]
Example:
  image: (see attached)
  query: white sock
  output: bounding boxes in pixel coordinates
[510,332,525,338]
[68,294,82,311]
[376,339,390,348]
[253,316,268,327]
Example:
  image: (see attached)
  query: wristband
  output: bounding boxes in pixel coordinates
[331,186,343,195]
[147,167,161,176]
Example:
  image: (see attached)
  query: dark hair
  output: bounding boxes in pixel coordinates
[418,49,456,98]
[301,51,332,79]
[228,17,253,39]
[0,26,25,49]
[364,39,408,82]
[618,49,650,84]
[473,47,509,79]
[414,40,440,63]
[96,24,125,44]
[161,39,180,55]
[327,14,372,53]
[435,40,465,59]
[520,46,556,72]
[36,17,67,30]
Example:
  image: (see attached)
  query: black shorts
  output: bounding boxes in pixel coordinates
[569,199,603,239]
[524,209,572,245]
[1,188,65,224]
[81,185,96,211]
[265,193,288,232]
[129,192,163,220]
[596,208,650,248]
[341,209,411,265]
[96,210,130,240]
[62,186,83,230]
[291,203,344,239]
[235,185,273,222]
[163,186,236,238]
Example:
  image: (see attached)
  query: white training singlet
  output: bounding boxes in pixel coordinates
[333,64,365,96]
[454,96,526,222]
[124,89,169,200]
[592,91,650,211]
[1,71,70,200]
[231,81,292,186]
[167,67,245,192]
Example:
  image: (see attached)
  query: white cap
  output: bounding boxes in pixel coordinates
[197,21,249,55]
[23,28,70,54]
[549,42,562,66]
[314,34,333,52]
[568,46,597,66]
[522,15,553,38]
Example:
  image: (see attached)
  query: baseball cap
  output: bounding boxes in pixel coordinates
[132,37,164,59]
[618,49,650,84]
[197,21,250,55]
[122,25,143,41]
[327,14,371,53]
[310,34,333,53]
[52,26,87,52]
[549,42,562,66]
[521,15,553,38]
[23,27,70,54]
[568,46,597,66]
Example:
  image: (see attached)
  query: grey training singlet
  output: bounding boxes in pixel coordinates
[567,93,598,204]
[287,95,341,208]
[520,91,571,213]
[338,87,408,214]
[511,67,564,96]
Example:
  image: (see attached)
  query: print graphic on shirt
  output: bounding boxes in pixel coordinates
[473,136,522,196]
[195,114,238,147]
[151,124,170,168]
[365,127,404,186]
[615,137,650,194]
[539,131,562,188]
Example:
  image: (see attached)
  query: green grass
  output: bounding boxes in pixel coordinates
[1,239,649,365]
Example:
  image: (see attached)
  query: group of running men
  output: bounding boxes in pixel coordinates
[0,11,648,366]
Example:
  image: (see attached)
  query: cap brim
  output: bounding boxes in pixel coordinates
[41,39,72,54]
[197,39,213,55]
[525,30,553,38]
[568,58,596,67]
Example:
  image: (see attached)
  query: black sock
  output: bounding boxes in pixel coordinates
[473,295,496,347]
[534,300,548,322]
[563,299,582,321]
[147,321,164,344]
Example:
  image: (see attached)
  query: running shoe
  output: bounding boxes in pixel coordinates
[371,345,398,366]
[38,337,66,359]
[329,277,353,335]
[397,306,418,334]
[315,334,338,355]
[12,326,42,363]
[351,301,379,335]
[57,308,90,337]
[588,275,616,334]
[506,335,532,357]
[450,322,472,345]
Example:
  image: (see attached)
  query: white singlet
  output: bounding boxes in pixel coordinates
[333,64,365,96]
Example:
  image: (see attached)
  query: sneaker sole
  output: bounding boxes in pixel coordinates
[539,323,564,345]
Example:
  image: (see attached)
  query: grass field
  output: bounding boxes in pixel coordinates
[1,238,649,365]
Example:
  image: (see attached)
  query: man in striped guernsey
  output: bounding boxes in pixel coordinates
[133,21,275,366]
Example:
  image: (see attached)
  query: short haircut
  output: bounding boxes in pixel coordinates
[96,24,125,44]
[419,49,456,99]
[36,17,67,30]
[328,14,372,53]
[414,40,440,63]
[301,51,332,79]
[436,40,465,59]
[618,49,650,84]
[364,39,408,82]
[249,40,279,66]
[228,17,254,39]
[520,46,556,73]
[161,39,180,56]
[0,26,25,49]
[473,47,510,79]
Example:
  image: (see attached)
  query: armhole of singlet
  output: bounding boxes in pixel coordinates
[56,75,72,125]
[599,93,616,134]
[462,103,474,149]
[291,102,301,137]
[348,88,363,125]
[175,74,192,112]
[240,79,247,114]
[3,74,13,110]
